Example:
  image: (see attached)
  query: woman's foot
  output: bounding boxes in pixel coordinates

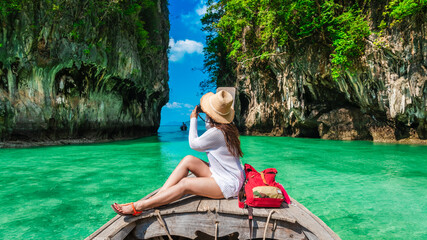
[112,202,142,216]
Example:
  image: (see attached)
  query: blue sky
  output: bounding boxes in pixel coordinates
[160,0,213,125]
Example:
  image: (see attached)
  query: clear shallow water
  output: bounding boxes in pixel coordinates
[0,125,426,239]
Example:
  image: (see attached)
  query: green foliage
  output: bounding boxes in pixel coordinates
[125,3,143,15]
[0,0,159,53]
[135,20,150,49]
[1,0,162,55]
[120,0,160,52]
[387,0,425,20]
[374,0,425,51]
[0,0,22,18]
[202,0,424,84]
[204,0,373,81]
[52,3,60,11]
[328,6,371,80]
[380,0,426,28]
[200,1,236,93]
[83,44,93,55]
[68,20,85,41]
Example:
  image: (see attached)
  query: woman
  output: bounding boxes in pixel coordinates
[112,90,244,216]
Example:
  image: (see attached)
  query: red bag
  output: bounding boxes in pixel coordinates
[238,164,291,208]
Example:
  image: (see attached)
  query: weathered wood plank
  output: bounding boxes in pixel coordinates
[94,209,159,240]
[218,198,245,215]
[85,215,121,240]
[111,222,136,240]
[275,202,297,223]
[94,216,133,239]
[251,206,270,217]
[87,188,340,240]
[86,188,159,240]
[95,209,161,239]
[276,209,296,223]
[157,195,202,215]
[197,198,220,212]
[216,198,296,224]
[132,211,305,240]
[89,209,155,239]
[304,230,320,240]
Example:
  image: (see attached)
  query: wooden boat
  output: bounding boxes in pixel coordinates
[86,189,341,240]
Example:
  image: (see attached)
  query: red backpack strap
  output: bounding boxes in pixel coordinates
[260,172,268,185]
[238,196,245,208]
[238,183,245,208]
[238,168,248,208]
[277,183,291,204]
[247,206,254,240]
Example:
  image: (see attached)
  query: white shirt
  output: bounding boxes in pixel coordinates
[188,117,245,198]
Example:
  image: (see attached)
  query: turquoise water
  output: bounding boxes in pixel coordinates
[0,125,426,239]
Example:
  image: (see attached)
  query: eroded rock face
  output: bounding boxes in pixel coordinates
[0,0,169,146]
[233,8,426,143]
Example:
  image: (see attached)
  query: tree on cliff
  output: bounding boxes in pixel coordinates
[201,0,427,87]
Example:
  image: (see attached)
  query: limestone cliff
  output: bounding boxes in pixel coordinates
[0,0,169,146]
[230,3,426,143]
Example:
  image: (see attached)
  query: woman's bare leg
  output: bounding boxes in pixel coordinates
[115,177,223,214]
[154,155,210,196]
[114,155,213,213]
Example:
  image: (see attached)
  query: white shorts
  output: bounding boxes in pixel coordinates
[210,170,244,199]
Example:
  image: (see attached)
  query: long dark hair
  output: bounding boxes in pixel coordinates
[208,116,243,158]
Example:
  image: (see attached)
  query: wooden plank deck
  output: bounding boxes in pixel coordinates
[86,191,341,240]
[197,198,220,213]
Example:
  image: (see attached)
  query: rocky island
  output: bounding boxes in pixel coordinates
[0,0,170,147]
[202,0,426,144]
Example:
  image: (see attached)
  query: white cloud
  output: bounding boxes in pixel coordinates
[168,38,203,62]
[196,5,207,16]
[165,102,194,109]
[165,102,182,109]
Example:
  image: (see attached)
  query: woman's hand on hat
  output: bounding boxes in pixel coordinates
[190,106,198,118]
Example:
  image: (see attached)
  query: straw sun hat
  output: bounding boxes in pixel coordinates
[200,90,235,124]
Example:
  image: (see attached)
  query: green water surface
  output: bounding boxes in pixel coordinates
[0,125,426,239]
